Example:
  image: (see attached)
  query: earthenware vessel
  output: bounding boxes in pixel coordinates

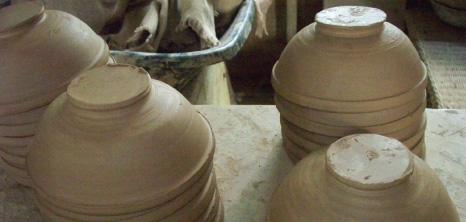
[27,64,223,221]
[281,115,426,147]
[433,0,466,10]
[268,134,460,222]
[275,92,426,127]
[0,2,109,104]
[277,101,426,137]
[323,0,407,30]
[272,6,426,109]
[431,0,466,28]
[0,2,111,186]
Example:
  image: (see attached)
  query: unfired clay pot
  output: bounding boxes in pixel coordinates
[323,0,407,30]
[277,100,426,137]
[0,2,110,186]
[272,6,426,110]
[27,64,223,221]
[267,134,460,222]
[0,2,109,104]
[275,92,426,127]
[431,0,466,28]
[281,116,426,147]
[433,0,466,10]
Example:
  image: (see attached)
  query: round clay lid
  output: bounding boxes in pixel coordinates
[0,2,44,33]
[315,6,387,38]
[67,64,151,110]
[326,134,414,190]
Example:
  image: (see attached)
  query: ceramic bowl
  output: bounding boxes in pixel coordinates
[0,122,38,137]
[0,144,29,157]
[281,114,427,149]
[267,134,460,222]
[0,2,109,104]
[275,91,426,127]
[273,73,427,113]
[272,6,426,104]
[0,85,68,116]
[411,136,426,159]
[0,156,32,186]
[27,64,219,217]
[33,169,217,221]
[431,0,466,27]
[282,135,311,160]
[432,0,466,10]
[277,99,426,137]
[0,105,48,125]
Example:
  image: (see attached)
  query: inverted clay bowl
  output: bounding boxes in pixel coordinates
[272,6,427,111]
[275,91,426,127]
[27,64,219,218]
[280,115,426,147]
[0,2,109,104]
[431,0,466,28]
[277,99,426,138]
[267,134,460,222]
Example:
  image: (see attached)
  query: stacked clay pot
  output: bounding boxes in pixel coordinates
[27,64,224,222]
[431,0,466,28]
[0,2,110,186]
[267,134,460,222]
[272,6,428,163]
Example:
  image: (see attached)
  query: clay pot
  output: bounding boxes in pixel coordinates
[27,64,223,221]
[0,2,109,104]
[277,100,426,137]
[323,0,407,30]
[0,105,48,125]
[0,2,111,186]
[275,91,426,127]
[431,0,466,28]
[281,115,426,147]
[267,134,460,222]
[272,6,426,110]
[432,0,466,10]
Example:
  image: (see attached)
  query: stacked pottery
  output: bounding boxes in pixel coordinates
[272,6,428,163]
[27,64,224,222]
[431,0,466,27]
[0,2,110,186]
[267,134,460,222]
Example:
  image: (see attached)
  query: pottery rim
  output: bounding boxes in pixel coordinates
[274,91,426,127]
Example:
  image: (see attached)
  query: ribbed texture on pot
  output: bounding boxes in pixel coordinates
[272,6,428,163]
[27,64,224,222]
[267,134,460,222]
[0,2,110,186]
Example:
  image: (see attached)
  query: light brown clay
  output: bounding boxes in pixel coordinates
[281,115,426,147]
[273,75,427,113]
[0,122,38,137]
[0,2,110,105]
[33,169,216,221]
[0,85,68,116]
[0,151,26,169]
[272,6,426,104]
[282,135,311,159]
[0,135,34,147]
[277,99,426,137]
[282,117,426,153]
[27,64,222,221]
[0,104,48,125]
[410,136,426,159]
[275,91,426,127]
[267,134,460,222]
[0,144,29,157]
[0,156,32,186]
